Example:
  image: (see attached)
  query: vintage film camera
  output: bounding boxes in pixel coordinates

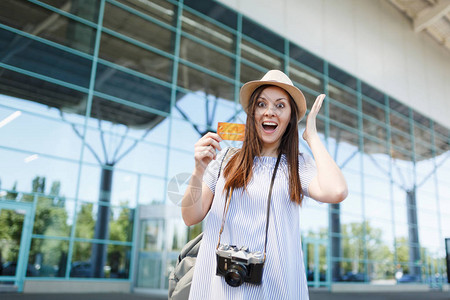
[216,244,264,287]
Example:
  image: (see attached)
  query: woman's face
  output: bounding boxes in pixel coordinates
[254,86,292,150]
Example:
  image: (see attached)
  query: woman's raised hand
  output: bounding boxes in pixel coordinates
[194,132,222,173]
[302,94,325,142]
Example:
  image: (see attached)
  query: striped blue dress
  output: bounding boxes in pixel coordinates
[189,147,317,300]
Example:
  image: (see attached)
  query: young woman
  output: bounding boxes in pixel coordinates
[181,70,348,299]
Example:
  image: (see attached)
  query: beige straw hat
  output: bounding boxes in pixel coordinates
[240,70,307,122]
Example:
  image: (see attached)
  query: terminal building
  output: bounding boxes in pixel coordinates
[0,0,449,295]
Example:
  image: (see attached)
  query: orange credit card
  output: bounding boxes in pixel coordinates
[217,122,245,141]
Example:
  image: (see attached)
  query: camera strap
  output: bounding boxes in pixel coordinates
[216,152,282,262]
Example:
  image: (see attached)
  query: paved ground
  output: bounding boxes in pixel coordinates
[1,290,450,300]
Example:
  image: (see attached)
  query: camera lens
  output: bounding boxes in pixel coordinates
[225,264,247,287]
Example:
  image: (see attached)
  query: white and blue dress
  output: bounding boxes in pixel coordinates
[189,147,317,300]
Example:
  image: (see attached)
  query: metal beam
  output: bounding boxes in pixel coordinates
[414,0,450,33]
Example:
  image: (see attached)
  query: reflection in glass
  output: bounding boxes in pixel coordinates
[114,0,176,27]
[28,239,69,277]
[290,43,323,73]
[39,0,101,22]
[242,17,284,53]
[289,64,322,93]
[182,9,235,52]
[95,66,171,113]
[240,63,265,85]
[179,36,234,78]
[0,2,97,54]
[241,39,283,71]
[177,64,234,101]
[103,2,175,55]
[329,102,358,129]
[70,242,130,278]
[0,208,25,276]
[32,196,73,237]
[136,219,164,288]
[99,33,173,83]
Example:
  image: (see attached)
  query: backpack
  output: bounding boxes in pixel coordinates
[168,232,203,300]
[168,147,237,300]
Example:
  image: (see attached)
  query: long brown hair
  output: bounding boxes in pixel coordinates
[223,85,304,205]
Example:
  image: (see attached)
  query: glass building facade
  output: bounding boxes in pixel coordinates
[0,0,449,293]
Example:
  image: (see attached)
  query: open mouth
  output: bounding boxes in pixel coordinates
[262,121,278,132]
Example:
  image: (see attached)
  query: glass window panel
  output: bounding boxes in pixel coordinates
[340,235,364,260]
[413,110,430,128]
[434,127,449,156]
[362,98,385,123]
[329,102,358,129]
[33,196,74,237]
[328,83,357,110]
[367,218,394,251]
[170,117,203,153]
[39,0,100,22]
[365,196,391,221]
[241,39,283,71]
[328,126,360,167]
[95,66,171,113]
[166,218,188,251]
[177,64,234,101]
[391,130,412,152]
[0,2,96,54]
[364,196,392,220]
[77,164,138,206]
[419,227,440,249]
[242,17,284,53]
[173,90,237,131]
[179,37,234,78]
[289,43,323,73]
[99,33,172,83]
[141,219,165,251]
[106,244,131,279]
[368,262,395,281]
[167,150,195,182]
[364,174,391,201]
[361,82,384,104]
[334,262,366,282]
[139,176,166,205]
[390,113,410,136]
[300,206,328,237]
[70,242,131,278]
[0,207,25,276]
[114,0,176,27]
[103,3,174,57]
[136,250,162,288]
[0,148,80,199]
[364,139,388,167]
[289,64,323,93]
[115,142,167,179]
[389,98,409,118]
[74,202,95,239]
[0,34,92,89]
[328,64,356,91]
[28,238,69,277]
[340,193,363,216]
[240,63,264,86]
[75,202,132,242]
[343,170,361,193]
[109,206,135,242]
[182,10,235,53]
[394,223,409,242]
[184,0,237,30]
[0,103,84,161]
[363,118,386,141]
